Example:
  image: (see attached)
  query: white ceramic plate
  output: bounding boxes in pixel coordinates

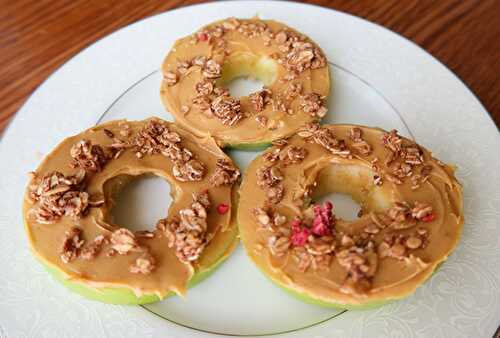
[0,2,498,337]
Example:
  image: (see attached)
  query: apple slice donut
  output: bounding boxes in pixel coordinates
[160,17,331,149]
[23,118,240,304]
[238,124,464,308]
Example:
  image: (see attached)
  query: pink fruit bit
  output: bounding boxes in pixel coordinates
[291,221,310,247]
[197,32,208,41]
[422,213,435,222]
[311,201,335,236]
[217,203,229,215]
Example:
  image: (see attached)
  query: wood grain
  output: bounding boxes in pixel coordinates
[1,0,499,132]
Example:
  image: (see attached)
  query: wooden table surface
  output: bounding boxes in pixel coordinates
[1,0,499,132]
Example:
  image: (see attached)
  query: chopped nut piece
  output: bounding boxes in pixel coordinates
[266,184,284,204]
[381,129,402,153]
[255,115,268,127]
[192,55,207,67]
[351,140,372,156]
[210,158,241,186]
[249,89,271,112]
[60,227,84,263]
[299,123,352,158]
[337,247,378,293]
[281,146,308,165]
[211,94,243,126]
[263,147,281,162]
[177,60,191,74]
[70,139,108,172]
[405,236,422,249]
[256,165,283,188]
[195,80,214,96]
[253,207,287,232]
[130,119,207,182]
[276,32,326,73]
[299,93,327,118]
[411,202,433,220]
[275,31,288,44]
[378,242,391,258]
[388,243,406,258]
[130,253,156,274]
[292,247,311,271]
[28,170,92,224]
[284,83,302,100]
[173,159,206,182]
[160,192,211,263]
[392,162,413,179]
[110,228,139,255]
[268,235,290,256]
[202,59,222,79]
[80,234,107,260]
[163,71,178,86]
[349,127,363,141]
[253,208,271,227]
[386,201,419,229]
[348,127,372,155]
[311,253,332,271]
[306,237,335,255]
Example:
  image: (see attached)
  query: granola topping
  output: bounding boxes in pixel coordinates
[80,234,107,260]
[130,253,156,275]
[300,93,328,118]
[210,158,241,186]
[131,119,206,182]
[249,88,272,112]
[238,124,463,304]
[298,123,352,158]
[60,227,85,263]
[163,71,178,86]
[349,127,372,156]
[110,228,140,255]
[210,94,243,126]
[25,118,239,298]
[70,140,108,172]
[28,170,93,224]
[161,17,330,146]
[202,59,222,79]
[280,146,308,165]
[160,191,211,263]
[272,29,327,74]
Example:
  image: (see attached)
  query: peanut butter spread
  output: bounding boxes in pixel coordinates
[23,118,240,298]
[161,17,330,147]
[238,124,463,305]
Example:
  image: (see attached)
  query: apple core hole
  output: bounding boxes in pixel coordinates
[225,77,265,98]
[109,174,172,232]
[217,53,277,98]
[315,193,361,221]
[311,163,391,221]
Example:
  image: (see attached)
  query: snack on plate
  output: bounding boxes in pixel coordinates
[238,124,463,308]
[161,17,330,149]
[23,118,240,304]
